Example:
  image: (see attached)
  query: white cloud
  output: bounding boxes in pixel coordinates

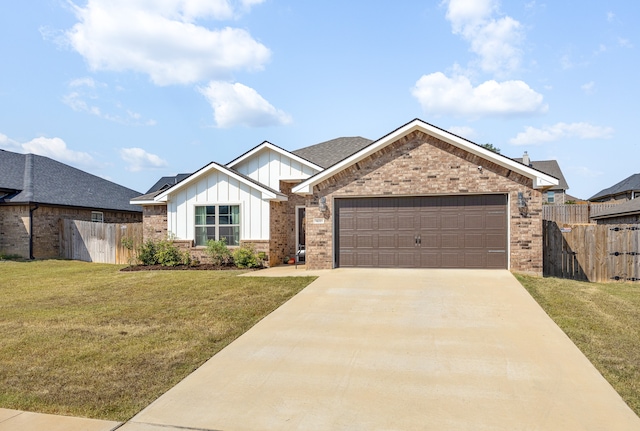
[444,0,523,75]
[510,122,614,145]
[63,77,156,125]
[581,81,595,94]
[200,81,292,128]
[607,11,615,23]
[412,72,547,117]
[119,147,168,172]
[568,165,603,179]
[618,37,633,48]
[65,0,270,85]
[0,134,96,166]
[447,126,477,139]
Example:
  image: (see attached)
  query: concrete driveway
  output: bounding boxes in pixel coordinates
[121,269,640,431]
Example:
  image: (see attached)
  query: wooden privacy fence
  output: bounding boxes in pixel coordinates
[59,220,143,264]
[543,221,640,282]
[542,203,623,224]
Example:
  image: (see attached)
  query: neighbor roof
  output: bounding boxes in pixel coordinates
[0,149,142,212]
[590,198,640,220]
[292,137,373,169]
[589,173,640,201]
[513,158,569,191]
[152,161,287,203]
[145,174,191,194]
[293,119,559,195]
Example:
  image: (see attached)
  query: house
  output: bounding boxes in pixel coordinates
[589,173,640,202]
[590,198,640,224]
[132,119,558,274]
[0,149,143,259]
[513,152,570,204]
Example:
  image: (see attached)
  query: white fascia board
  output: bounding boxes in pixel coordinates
[293,119,558,194]
[154,162,282,202]
[129,199,161,205]
[227,141,324,172]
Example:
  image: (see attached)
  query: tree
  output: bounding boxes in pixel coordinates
[480,143,501,154]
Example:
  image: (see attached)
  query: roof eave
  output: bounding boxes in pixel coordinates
[293,119,559,194]
[227,141,324,172]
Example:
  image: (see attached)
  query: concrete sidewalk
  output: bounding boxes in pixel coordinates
[119,269,640,431]
[0,408,120,431]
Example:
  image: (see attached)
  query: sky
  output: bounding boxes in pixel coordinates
[1,0,638,199]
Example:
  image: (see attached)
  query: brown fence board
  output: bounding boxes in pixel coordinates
[542,203,625,224]
[543,221,640,282]
[59,220,143,264]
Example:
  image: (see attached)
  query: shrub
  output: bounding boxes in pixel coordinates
[232,245,261,269]
[138,240,158,265]
[137,239,191,267]
[206,239,232,266]
[156,240,191,267]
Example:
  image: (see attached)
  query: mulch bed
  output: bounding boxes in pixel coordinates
[120,264,257,271]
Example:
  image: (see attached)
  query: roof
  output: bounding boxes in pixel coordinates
[151,161,287,203]
[589,173,640,201]
[513,159,569,191]
[293,119,559,195]
[590,198,640,219]
[291,137,373,169]
[227,141,323,172]
[145,174,191,194]
[0,149,142,212]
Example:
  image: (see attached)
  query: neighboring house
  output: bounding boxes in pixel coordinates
[0,149,143,259]
[590,198,640,224]
[132,119,558,274]
[589,173,640,203]
[513,152,570,204]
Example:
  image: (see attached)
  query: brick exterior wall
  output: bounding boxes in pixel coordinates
[0,205,30,257]
[0,204,141,259]
[142,205,168,242]
[268,182,305,267]
[303,130,544,274]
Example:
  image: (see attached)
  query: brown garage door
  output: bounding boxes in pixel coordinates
[336,195,507,269]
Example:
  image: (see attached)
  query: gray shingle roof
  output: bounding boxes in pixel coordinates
[590,198,640,219]
[589,173,640,201]
[0,149,142,212]
[292,137,373,169]
[513,158,569,190]
[145,174,191,194]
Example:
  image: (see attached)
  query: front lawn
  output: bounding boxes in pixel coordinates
[0,260,315,421]
[515,274,640,417]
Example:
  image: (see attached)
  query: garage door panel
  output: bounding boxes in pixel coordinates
[336,195,507,269]
[464,233,484,248]
[487,251,507,268]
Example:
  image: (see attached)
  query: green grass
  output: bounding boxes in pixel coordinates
[515,274,640,417]
[0,260,315,421]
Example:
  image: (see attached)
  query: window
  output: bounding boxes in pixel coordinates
[547,191,555,204]
[91,211,104,223]
[195,205,240,246]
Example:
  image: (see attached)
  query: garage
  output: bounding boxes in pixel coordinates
[335,195,508,269]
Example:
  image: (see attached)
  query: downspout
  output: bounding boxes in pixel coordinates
[23,154,37,259]
[29,203,39,259]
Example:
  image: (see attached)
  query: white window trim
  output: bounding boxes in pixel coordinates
[193,203,242,247]
[91,211,104,223]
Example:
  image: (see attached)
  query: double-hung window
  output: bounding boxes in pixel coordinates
[91,211,104,223]
[547,191,555,204]
[195,205,240,246]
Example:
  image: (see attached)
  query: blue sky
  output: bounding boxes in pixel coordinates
[1,0,638,199]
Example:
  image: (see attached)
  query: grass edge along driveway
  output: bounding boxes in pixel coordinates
[515,273,640,418]
[0,260,315,421]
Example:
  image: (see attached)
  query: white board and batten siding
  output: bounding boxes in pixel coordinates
[167,170,269,242]
[233,147,319,191]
